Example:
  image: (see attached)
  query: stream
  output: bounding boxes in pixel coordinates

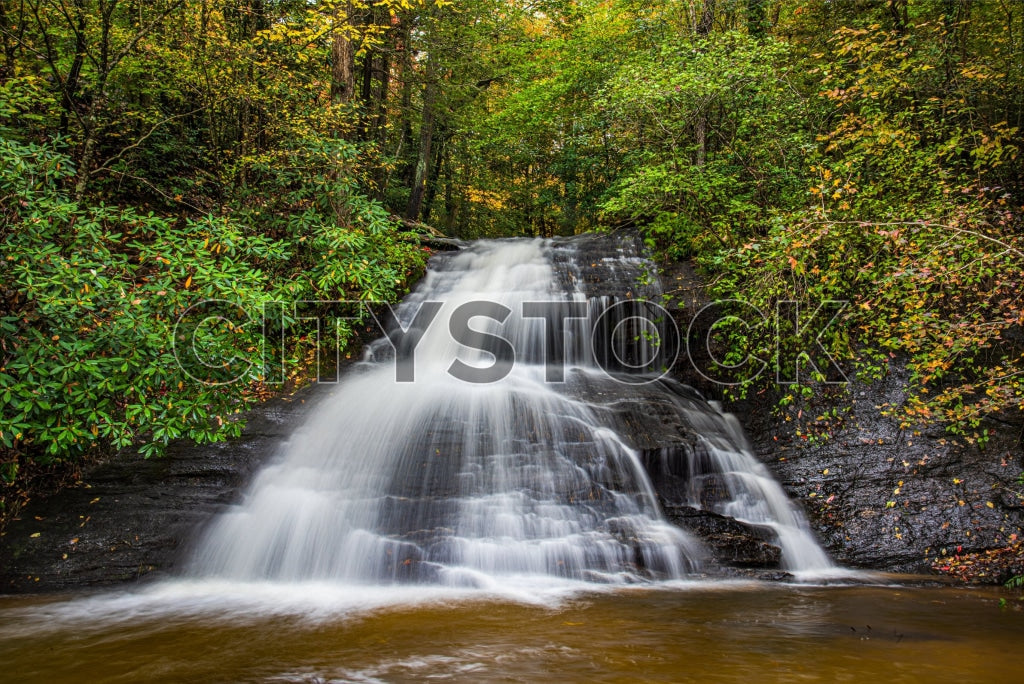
[1,236,1021,681]
[1,582,1022,682]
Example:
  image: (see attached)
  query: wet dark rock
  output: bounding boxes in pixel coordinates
[0,384,326,593]
[418,237,465,251]
[660,256,1024,578]
[734,370,1024,575]
[664,505,782,568]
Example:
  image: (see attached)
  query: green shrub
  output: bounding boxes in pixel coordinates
[0,137,426,475]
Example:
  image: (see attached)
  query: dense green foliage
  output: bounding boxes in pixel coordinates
[1,0,1022,519]
[0,0,434,515]
[1,137,423,469]
[448,0,1023,443]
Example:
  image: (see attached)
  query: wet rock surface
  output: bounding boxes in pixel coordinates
[739,374,1023,575]
[0,385,327,593]
[661,256,1024,577]
[663,506,782,568]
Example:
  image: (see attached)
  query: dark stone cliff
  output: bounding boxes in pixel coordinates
[0,386,321,592]
[663,257,1024,578]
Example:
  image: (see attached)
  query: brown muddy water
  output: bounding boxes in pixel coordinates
[1,579,1022,683]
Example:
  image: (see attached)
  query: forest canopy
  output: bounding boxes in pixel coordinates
[1,0,1022,516]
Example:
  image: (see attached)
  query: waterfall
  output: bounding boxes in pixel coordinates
[189,237,831,585]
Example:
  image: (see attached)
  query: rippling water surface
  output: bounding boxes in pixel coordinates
[2,580,1022,682]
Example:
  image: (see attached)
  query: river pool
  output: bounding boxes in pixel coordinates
[1,578,1021,682]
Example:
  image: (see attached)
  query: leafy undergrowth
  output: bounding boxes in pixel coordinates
[0,136,428,533]
[932,540,1024,585]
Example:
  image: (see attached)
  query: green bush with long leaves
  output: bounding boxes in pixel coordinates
[0,137,425,494]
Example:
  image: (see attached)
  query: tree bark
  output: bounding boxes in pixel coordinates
[397,18,415,186]
[421,128,446,223]
[697,0,715,36]
[0,0,21,81]
[695,0,714,168]
[73,108,101,201]
[888,0,908,35]
[405,69,437,221]
[746,0,766,38]
[331,2,356,105]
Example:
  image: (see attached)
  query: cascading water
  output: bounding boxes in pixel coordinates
[189,236,831,586]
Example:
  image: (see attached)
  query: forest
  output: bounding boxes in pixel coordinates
[1,0,1022,526]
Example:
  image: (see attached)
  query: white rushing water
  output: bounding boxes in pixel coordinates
[188,237,832,586]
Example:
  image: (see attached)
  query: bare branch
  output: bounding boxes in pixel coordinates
[110,169,205,214]
[804,219,1024,261]
[91,107,207,176]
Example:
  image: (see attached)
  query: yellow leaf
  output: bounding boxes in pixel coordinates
[30,532,40,538]
[185,275,192,289]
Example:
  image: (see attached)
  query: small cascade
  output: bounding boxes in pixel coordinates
[675,404,833,572]
[189,236,831,586]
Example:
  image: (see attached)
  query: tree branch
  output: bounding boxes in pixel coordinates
[91,107,207,176]
[107,0,184,74]
[805,219,1024,261]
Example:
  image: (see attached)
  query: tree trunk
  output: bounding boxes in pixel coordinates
[421,128,446,223]
[373,46,390,144]
[888,0,908,35]
[695,0,714,168]
[697,0,715,36]
[443,161,458,234]
[58,0,88,137]
[405,69,437,221]
[0,0,19,81]
[74,103,103,201]
[331,2,356,105]
[746,0,766,38]
[397,18,415,187]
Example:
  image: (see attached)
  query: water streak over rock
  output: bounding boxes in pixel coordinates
[190,236,830,585]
